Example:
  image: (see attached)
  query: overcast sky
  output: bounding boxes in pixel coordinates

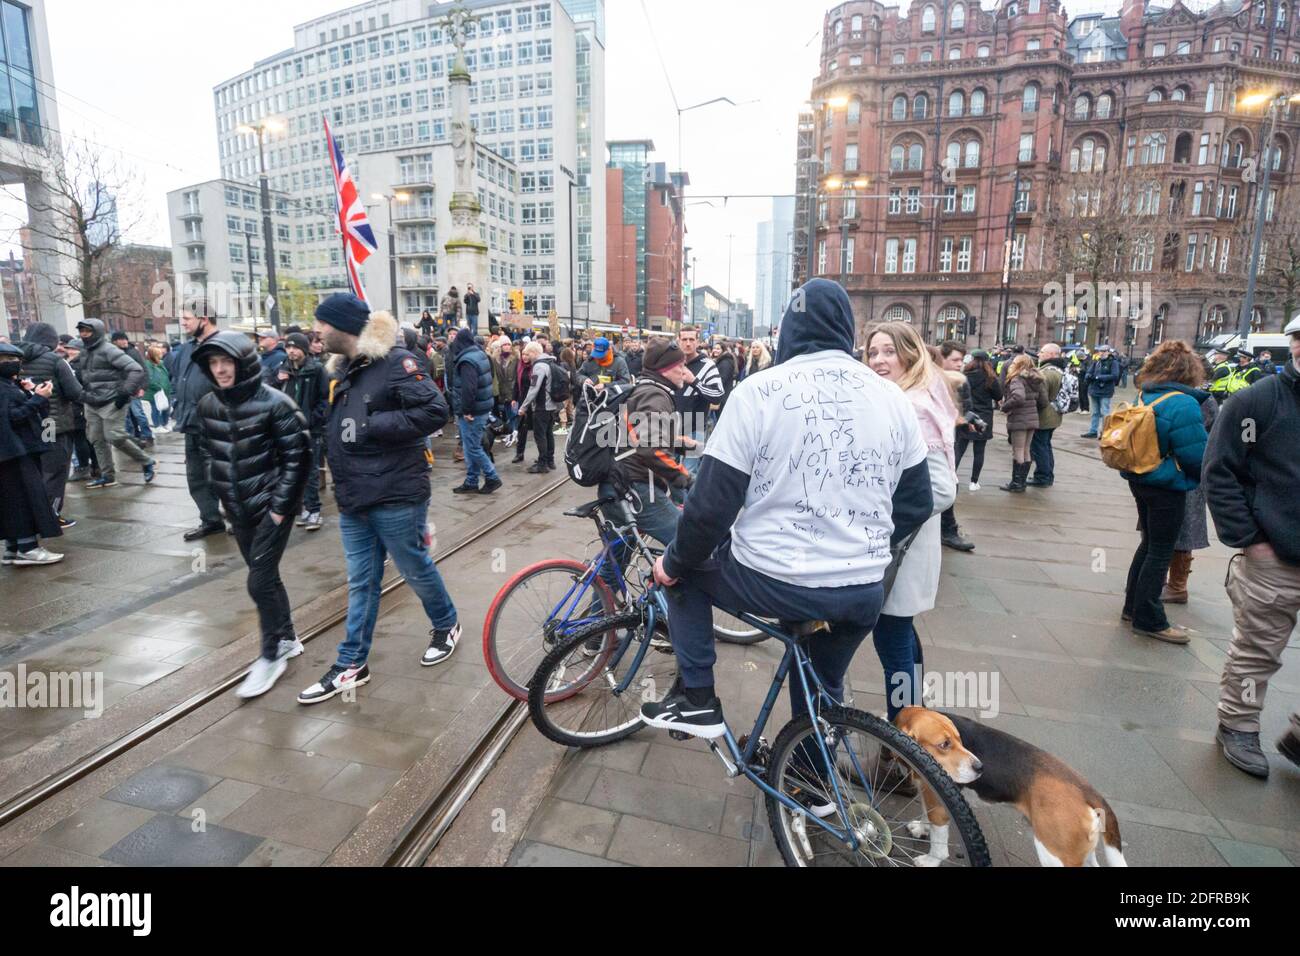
[6,0,1133,310]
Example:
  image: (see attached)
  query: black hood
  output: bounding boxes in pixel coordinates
[23,322,60,350]
[76,318,106,348]
[194,332,264,405]
[451,327,478,358]
[775,279,856,365]
[1282,357,1300,393]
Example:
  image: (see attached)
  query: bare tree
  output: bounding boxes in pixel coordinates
[1225,182,1300,329]
[9,137,147,320]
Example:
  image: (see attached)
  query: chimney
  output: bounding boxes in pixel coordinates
[1120,0,1146,59]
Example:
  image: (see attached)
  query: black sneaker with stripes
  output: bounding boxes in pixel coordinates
[640,687,726,740]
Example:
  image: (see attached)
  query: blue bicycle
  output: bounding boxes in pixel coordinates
[528,586,991,868]
[483,496,763,704]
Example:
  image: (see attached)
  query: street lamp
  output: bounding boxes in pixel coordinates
[1236,89,1300,338]
[371,192,410,317]
[237,118,286,330]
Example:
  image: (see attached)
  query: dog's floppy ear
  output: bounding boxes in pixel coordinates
[895,706,923,739]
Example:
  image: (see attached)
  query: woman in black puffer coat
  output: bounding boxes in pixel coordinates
[193,332,309,696]
[0,342,62,565]
[957,350,1002,490]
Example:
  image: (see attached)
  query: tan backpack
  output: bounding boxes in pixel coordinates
[1099,392,1178,474]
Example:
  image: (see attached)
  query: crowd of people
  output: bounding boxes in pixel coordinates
[1,283,1295,780]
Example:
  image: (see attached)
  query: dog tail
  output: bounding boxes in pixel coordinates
[1094,800,1127,867]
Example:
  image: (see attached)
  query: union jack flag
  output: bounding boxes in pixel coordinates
[324,116,378,304]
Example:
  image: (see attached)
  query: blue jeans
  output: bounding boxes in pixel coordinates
[457,415,499,485]
[1088,394,1112,435]
[336,500,458,667]
[668,538,884,721]
[128,399,153,441]
[683,428,708,477]
[1030,427,1056,482]
[873,613,924,723]
[597,480,681,596]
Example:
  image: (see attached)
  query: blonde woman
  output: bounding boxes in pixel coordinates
[745,340,772,377]
[1000,354,1048,493]
[864,322,959,723]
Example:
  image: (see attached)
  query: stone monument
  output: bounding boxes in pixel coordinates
[440,4,489,322]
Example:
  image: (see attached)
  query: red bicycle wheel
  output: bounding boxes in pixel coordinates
[482,559,619,702]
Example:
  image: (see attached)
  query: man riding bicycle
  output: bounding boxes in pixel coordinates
[642,279,934,739]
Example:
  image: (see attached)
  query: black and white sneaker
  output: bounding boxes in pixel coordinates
[421,622,461,666]
[297,663,370,705]
[640,687,726,740]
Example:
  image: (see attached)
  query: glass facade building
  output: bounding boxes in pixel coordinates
[0,1,41,146]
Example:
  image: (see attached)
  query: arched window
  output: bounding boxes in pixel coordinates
[951,3,966,29]
[1174,132,1192,163]
[852,14,864,32]
[938,305,967,341]
[909,142,925,169]
[1152,43,1167,57]
[892,94,907,120]
[949,90,965,116]
[893,50,906,64]
[920,48,934,62]
[1071,136,1100,172]
[1023,83,1040,112]
[1147,87,1165,103]
[1258,2,1268,25]
[949,46,963,60]
[1272,135,1286,170]
[1151,304,1168,346]
[1141,132,1167,164]
[964,139,981,167]
[834,19,844,36]
[977,44,991,57]
[848,97,862,124]
[946,141,961,167]
[922,5,937,31]
[883,304,912,323]
[890,145,906,171]
[1278,2,1288,27]
[1097,93,1113,118]
[971,89,986,115]
[1205,82,1216,112]
[1074,95,1090,119]
[914,93,929,118]
[1172,86,1189,102]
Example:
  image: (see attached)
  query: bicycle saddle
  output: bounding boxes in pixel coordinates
[564,498,618,520]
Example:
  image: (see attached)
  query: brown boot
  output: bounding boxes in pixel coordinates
[1161,551,1192,604]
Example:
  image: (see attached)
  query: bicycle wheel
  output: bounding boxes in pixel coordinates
[483,559,618,703]
[713,610,771,645]
[528,611,678,749]
[765,706,990,868]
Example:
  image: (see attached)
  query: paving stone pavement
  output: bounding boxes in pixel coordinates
[509,427,1299,868]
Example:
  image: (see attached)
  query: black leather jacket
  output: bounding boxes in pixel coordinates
[194,333,309,526]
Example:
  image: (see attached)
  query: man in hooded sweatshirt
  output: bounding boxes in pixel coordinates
[75,318,155,489]
[194,333,310,699]
[640,279,934,743]
[20,323,84,527]
[450,327,503,494]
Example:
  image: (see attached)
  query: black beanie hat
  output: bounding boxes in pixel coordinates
[315,293,371,336]
[285,332,311,353]
[644,338,686,373]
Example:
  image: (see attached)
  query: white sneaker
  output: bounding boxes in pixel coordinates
[11,547,64,567]
[236,656,287,699]
[295,510,310,527]
[277,639,305,660]
[421,622,462,666]
[968,482,981,493]
[433,429,444,439]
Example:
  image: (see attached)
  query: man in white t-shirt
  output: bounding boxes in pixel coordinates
[642,279,933,739]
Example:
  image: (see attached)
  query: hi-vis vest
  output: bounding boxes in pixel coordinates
[1226,364,1262,395]
[1208,362,1233,395]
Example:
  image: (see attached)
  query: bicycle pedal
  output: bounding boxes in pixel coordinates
[669,731,690,742]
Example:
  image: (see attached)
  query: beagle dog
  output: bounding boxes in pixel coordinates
[895,707,1127,868]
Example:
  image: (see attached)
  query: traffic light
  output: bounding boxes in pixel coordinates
[509,289,525,313]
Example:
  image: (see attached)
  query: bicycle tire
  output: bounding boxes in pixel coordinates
[713,610,771,646]
[483,559,618,703]
[764,706,990,868]
[528,610,661,749]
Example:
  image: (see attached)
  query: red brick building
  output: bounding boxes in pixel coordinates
[809,0,1300,351]
[606,140,687,332]
[98,245,175,342]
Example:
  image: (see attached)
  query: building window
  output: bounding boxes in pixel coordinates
[1074,95,1090,120]
[885,238,899,273]
[949,90,965,116]
[957,236,973,271]
[817,240,827,275]
[1005,303,1020,340]
[1019,133,1034,162]
[892,94,907,120]
[939,237,954,272]
[902,238,917,272]
[913,93,928,119]
[1152,43,1166,57]
[961,185,976,211]
[1192,181,1204,215]
[1198,133,1211,164]
[977,45,990,57]
[922,5,937,32]
[0,1,42,145]
[843,237,855,273]
[964,140,980,167]
[1022,83,1039,112]
[949,47,963,60]
[906,187,921,214]
[883,305,911,322]
[848,97,861,123]
[845,144,859,172]
[943,185,956,212]
[951,3,966,29]
[1185,233,1198,271]
[889,188,902,214]
[971,89,986,115]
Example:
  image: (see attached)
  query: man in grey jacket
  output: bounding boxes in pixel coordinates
[75,319,154,489]
[169,308,225,540]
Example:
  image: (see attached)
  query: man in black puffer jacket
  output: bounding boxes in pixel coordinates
[20,323,84,526]
[298,296,461,707]
[194,332,309,701]
[75,318,154,489]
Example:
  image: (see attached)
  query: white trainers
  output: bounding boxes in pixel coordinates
[236,656,287,699]
[295,510,311,527]
[277,639,305,660]
[422,622,462,666]
[968,482,981,493]
[11,547,65,567]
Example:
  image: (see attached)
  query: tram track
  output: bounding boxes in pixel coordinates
[0,476,572,859]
